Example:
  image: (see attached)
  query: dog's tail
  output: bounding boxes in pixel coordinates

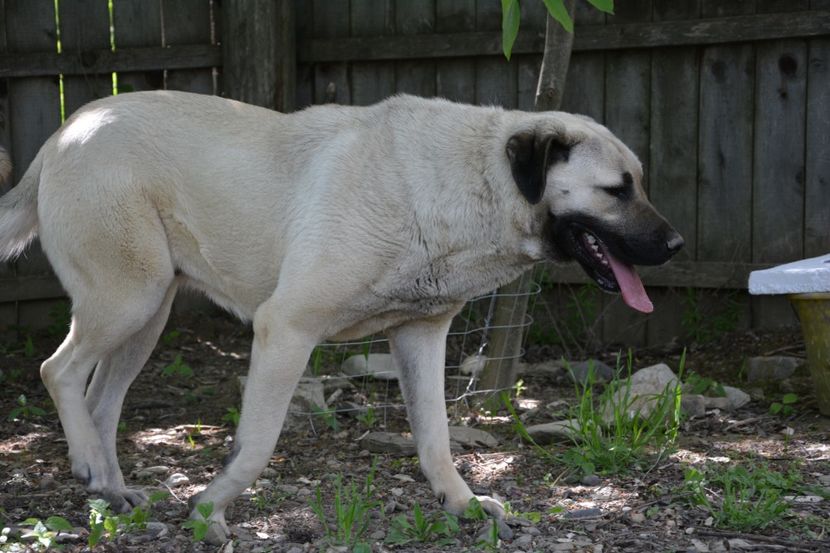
[0,145,41,262]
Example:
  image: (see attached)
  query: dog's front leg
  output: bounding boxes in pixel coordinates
[388,316,505,520]
[190,298,317,544]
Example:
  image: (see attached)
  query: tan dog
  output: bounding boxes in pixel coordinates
[0,92,682,542]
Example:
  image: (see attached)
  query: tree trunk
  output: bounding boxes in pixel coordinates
[478,1,576,408]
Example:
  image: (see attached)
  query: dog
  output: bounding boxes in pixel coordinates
[0,91,682,542]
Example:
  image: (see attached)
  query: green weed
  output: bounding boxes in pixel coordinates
[311,406,340,432]
[8,394,46,421]
[47,302,71,337]
[387,502,459,546]
[87,491,167,547]
[309,461,380,549]
[161,329,181,346]
[685,373,726,397]
[182,502,214,542]
[222,406,241,427]
[683,464,800,531]
[162,354,193,378]
[355,406,377,429]
[769,393,799,417]
[16,516,73,551]
[682,288,741,343]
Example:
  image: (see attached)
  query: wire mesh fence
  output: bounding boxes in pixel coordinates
[288,282,541,433]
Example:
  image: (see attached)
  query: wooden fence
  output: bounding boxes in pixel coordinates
[1,0,828,346]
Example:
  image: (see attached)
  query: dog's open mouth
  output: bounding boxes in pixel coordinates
[572,228,653,314]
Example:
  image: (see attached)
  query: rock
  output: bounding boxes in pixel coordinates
[291,378,327,412]
[164,473,189,488]
[604,364,679,422]
[703,386,750,411]
[581,474,600,487]
[746,356,803,382]
[563,508,602,520]
[680,394,706,418]
[341,353,399,380]
[567,359,614,384]
[135,465,169,479]
[448,426,499,449]
[459,353,487,376]
[727,539,754,550]
[518,360,565,379]
[39,474,58,490]
[319,375,355,395]
[361,432,417,456]
[629,512,645,523]
[514,534,533,547]
[525,419,580,445]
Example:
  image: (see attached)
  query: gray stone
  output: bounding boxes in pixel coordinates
[38,474,58,490]
[164,472,189,488]
[518,360,565,379]
[514,534,534,547]
[448,426,499,449]
[361,432,417,456]
[341,353,399,380]
[567,359,614,384]
[525,419,580,445]
[604,364,679,422]
[563,508,603,520]
[681,394,706,418]
[291,378,327,412]
[135,465,170,479]
[581,474,601,487]
[703,386,751,411]
[746,356,803,382]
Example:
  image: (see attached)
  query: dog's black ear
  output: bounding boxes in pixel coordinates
[505,131,571,204]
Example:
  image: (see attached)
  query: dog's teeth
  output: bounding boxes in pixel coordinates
[586,234,596,244]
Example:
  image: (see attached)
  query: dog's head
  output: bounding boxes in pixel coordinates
[506,116,683,313]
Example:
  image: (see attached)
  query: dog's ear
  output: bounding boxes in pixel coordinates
[505,131,571,205]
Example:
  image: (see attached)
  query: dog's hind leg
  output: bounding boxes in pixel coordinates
[82,280,179,512]
[188,292,318,543]
[388,315,506,520]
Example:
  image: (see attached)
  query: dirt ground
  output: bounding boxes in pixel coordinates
[1,309,828,552]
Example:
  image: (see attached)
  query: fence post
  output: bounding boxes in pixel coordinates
[478,4,575,408]
[222,0,295,112]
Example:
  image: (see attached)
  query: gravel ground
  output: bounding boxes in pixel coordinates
[1,311,828,552]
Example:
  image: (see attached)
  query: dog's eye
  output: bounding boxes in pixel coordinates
[603,185,631,200]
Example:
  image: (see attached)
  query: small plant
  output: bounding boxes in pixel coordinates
[161,329,181,345]
[355,406,377,429]
[47,301,72,337]
[23,335,35,358]
[17,516,73,551]
[311,406,340,432]
[309,462,380,549]
[464,498,500,552]
[182,502,214,542]
[222,406,241,427]
[769,393,799,417]
[87,492,165,547]
[685,373,726,397]
[185,420,203,448]
[8,394,46,421]
[387,502,459,546]
[682,288,741,344]
[162,354,193,378]
[683,464,800,531]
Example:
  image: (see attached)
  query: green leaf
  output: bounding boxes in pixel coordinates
[782,393,798,405]
[149,490,171,504]
[45,516,74,533]
[196,502,214,520]
[542,0,574,33]
[353,544,371,553]
[501,0,521,60]
[769,402,783,414]
[585,0,614,14]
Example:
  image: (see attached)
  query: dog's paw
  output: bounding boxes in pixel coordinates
[473,494,506,519]
[103,487,149,513]
[202,515,230,545]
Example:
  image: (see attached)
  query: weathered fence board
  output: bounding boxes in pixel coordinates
[113,0,164,93]
[350,0,395,106]
[164,0,214,95]
[435,0,475,103]
[60,0,112,116]
[312,0,350,104]
[601,0,653,347]
[223,0,294,111]
[805,36,830,257]
[394,0,436,97]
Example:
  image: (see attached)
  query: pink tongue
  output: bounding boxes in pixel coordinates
[607,253,653,313]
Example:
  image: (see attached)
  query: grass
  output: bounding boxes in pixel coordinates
[309,461,381,550]
[683,463,802,532]
[506,352,683,477]
[387,502,459,547]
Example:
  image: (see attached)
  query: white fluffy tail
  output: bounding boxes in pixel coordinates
[0,146,40,262]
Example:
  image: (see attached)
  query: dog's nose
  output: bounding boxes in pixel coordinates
[666,232,684,254]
